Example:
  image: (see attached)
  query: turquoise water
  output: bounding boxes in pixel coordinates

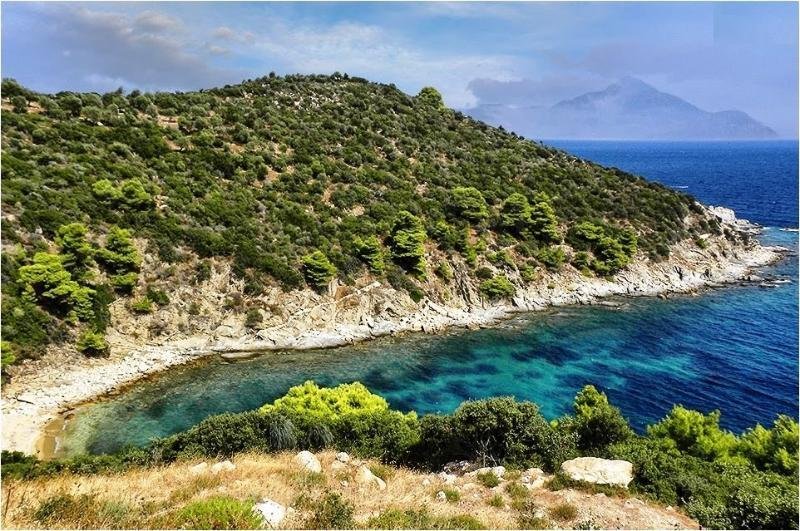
[60,141,799,456]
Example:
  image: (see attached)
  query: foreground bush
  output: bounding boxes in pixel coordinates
[3,382,797,530]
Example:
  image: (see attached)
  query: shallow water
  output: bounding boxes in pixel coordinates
[58,141,800,456]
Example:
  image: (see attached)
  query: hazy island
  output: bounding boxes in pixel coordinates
[1,74,796,530]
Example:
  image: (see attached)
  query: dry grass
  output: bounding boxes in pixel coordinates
[1,451,698,529]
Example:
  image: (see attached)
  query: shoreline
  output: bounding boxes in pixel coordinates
[1,231,789,458]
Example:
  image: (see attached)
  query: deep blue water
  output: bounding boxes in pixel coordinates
[547,140,798,228]
[61,141,799,456]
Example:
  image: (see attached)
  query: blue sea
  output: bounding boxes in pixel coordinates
[60,141,799,456]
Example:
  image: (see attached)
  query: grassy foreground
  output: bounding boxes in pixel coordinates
[1,450,697,530]
[2,383,798,529]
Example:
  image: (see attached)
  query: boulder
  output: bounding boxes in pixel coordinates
[355,465,386,490]
[210,460,236,474]
[188,462,208,475]
[335,452,351,463]
[331,460,348,472]
[468,465,505,478]
[521,467,546,489]
[436,490,447,501]
[294,450,322,474]
[560,457,633,488]
[253,499,287,528]
[437,472,457,485]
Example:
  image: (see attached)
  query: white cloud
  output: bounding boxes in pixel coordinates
[244,20,518,107]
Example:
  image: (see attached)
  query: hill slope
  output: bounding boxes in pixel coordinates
[0,73,756,369]
[468,76,777,140]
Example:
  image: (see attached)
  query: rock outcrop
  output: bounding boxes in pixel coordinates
[252,499,288,528]
[560,457,634,488]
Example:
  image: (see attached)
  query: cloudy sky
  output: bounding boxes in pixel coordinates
[2,2,797,136]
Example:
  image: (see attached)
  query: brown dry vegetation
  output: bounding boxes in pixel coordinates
[1,451,698,529]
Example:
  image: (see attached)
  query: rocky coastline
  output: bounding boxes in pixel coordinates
[0,209,790,458]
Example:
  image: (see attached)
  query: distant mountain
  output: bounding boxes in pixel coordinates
[467,76,778,140]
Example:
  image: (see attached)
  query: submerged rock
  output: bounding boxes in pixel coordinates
[561,457,634,488]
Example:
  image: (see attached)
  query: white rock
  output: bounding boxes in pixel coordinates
[560,457,634,488]
[468,465,505,478]
[295,450,322,473]
[491,466,506,478]
[422,478,431,486]
[355,465,386,490]
[331,460,348,472]
[335,452,351,463]
[436,490,447,501]
[253,499,287,528]
[210,460,236,474]
[437,472,457,485]
[188,462,208,475]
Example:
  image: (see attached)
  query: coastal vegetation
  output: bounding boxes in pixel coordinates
[3,383,796,529]
[0,73,726,367]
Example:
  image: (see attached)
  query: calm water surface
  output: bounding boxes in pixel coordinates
[60,141,799,456]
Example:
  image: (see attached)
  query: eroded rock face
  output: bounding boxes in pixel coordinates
[294,450,322,473]
[561,457,634,488]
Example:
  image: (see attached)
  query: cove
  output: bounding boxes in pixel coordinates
[58,230,798,457]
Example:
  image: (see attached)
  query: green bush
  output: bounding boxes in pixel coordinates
[354,235,385,273]
[479,275,516,300]
[169,496,262,530]
[569,385,633,451]
[302,250,337,291]
[389,211,427,277]
[245,308,262,329]
[477,471,501,487]
[451,187,489,222]
[304,493,354,529]
[76,330,108,357]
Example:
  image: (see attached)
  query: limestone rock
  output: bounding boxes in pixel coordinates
[521,467,547,489]
[335,452,351,463]
[355,465,386,490]
[188,462,208,475]
[437,472,457,485]
[468,465,505,478]
[211,460,236,474]
[295,450,322,474]
[436,490,447,501]
[253,499,287,528]
[560,457,634,488]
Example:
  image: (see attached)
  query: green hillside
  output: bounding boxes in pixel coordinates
[0,74,729,365]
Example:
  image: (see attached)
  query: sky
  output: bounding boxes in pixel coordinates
[2,2,797,137]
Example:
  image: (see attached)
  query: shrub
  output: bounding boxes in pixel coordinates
[569,385,633,451]
[535,246,566,271]
[96,226,140,274]
[354,235,385,273]
[302,250,337,291]
[549,502,578,521]
[435,261,453,281]
[130,298,153,314]
[477,471,501,487]
[145,286,169,305]
[261,381,391,420]
[168,496,262,530]
[244,308,262,329]
[479,275,515,300]
[304,493,354,529]
[389,211,427,276]
[366,508,483,529]
[76,330,108,357]
[110,272,138,294]
[441,487,460,503]
[18,252,95,321]
[487,493,505,508]
[529,193,560,243]
[647,406,739,462]
[451,187,489,222]
[500,193,532,233]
